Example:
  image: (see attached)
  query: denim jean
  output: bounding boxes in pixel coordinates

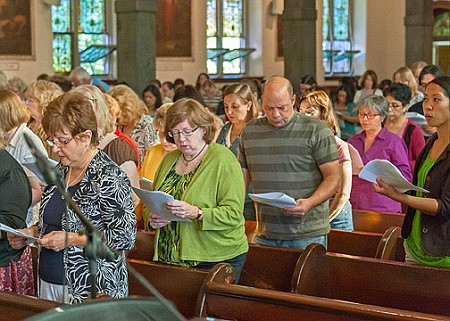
[330,199,354,231]
[254,235,327,250]
[196,252,248,283]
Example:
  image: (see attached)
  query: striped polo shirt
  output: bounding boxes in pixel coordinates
[239,112,339,240]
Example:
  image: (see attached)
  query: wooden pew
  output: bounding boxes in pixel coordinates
[328,229,381,258]
[127,229,155,262]
[0,291,59,321]
[239,244,302,291]
[328,226,405,261]
[292,243,450,316]
[127,229,304,292]
[375,225,405,261]
[127,259,234,318]
[195,280,448,321]
[352,209,405,233]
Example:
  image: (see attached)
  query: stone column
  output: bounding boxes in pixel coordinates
[115,0,156,95]
[282,0,317,98]
[404,0,434,66]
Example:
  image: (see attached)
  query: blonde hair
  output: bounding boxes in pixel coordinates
[0,89,30,132]
[103,93,121,123]
[153,103,173,130]
[299,90,339,135]
[72,84,115,137]
[109,85,148,127]
[25,80,64,112]
[393,66,418,98]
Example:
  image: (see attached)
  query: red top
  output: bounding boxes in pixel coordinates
[114,127,141,171]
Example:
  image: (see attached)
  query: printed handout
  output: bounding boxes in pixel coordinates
[132,187,191,222]
[358,159,429,193]
[22,156,59,183]
[249,192,297,208]
[0,223,39,245]
[139,177,153,191]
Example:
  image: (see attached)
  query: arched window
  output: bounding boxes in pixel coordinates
[52,0,110,75]
[206,0,251,77]
[322,0,357,76]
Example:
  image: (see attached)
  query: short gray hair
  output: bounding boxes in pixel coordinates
[356,95,388,119]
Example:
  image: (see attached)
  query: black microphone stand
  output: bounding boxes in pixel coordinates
[24,134,115,300]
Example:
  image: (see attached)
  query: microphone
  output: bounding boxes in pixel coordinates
[23,133,63,186]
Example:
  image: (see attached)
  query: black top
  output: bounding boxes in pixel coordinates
[0,150,32,267]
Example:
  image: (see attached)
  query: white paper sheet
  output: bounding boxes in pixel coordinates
[406,112,427,126]
[0,223,39,245]
[358,159,429,193]
[249,192,297,208]
[132,187,191,222]
[138,177,153,191]
[22,157,59,183]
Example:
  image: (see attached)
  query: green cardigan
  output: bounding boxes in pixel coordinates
[153,143,248,262]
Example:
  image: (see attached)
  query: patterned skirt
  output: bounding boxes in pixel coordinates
[0,246,35,296]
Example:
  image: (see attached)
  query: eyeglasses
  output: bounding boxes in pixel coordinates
[168,127,199,138]
[388,103,404,109]
[46,137,74,147]
[357,113,380,120]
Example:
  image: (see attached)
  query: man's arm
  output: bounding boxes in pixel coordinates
[242,168,251,193]
[283,160,340,216]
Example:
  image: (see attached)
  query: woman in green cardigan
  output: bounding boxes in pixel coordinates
[149,98,248,281]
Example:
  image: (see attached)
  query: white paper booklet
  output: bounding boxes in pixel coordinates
[22,156,59,183]
[406,112,427,126]
[249,192,297,208]
[358,159,429,193]
[0,223,39,245]
[138,177,153,191]
[132,187,191,222]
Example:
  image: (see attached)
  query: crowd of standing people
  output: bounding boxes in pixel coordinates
[0,63,448,305]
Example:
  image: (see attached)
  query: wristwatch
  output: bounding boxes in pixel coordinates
[196,207,203,220]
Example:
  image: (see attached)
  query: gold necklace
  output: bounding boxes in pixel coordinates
[62,165,88,200]
[182,143,207,166]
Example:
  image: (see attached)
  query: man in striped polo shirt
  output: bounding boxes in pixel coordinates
[238,76,340,249]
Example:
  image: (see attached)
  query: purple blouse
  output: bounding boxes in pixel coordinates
[348,126,412,213]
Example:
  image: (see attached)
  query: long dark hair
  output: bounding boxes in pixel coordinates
[142,84,162,110]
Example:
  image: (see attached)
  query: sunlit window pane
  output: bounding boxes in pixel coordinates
[206,0,217,37]
[52,0,71,33]
[322,0,352,76]
[53,34,72,73]
[333,0,349,40]
[80,0,105,33]
[78,33,108,74]
[206,0,245,76]
[52,0,109,75]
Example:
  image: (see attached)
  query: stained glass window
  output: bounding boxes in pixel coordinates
[206,0,246,76]
[433,12,450,38]
[322,0,355,76]
[52,0,109,75]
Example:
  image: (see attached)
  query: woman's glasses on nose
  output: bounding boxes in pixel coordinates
[168,127,199,138]
[357,113,380,120]
[46,137,74,147]
[388,102,404,109]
